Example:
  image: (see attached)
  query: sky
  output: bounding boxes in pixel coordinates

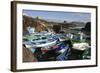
[23,10,91,23]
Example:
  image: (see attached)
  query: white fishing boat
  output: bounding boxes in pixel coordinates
[24,39,57,48]
[23,32,57,48]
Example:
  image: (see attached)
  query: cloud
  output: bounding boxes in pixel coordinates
[22,13,29,16]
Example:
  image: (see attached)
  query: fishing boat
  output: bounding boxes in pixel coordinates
[23,32,57,48]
